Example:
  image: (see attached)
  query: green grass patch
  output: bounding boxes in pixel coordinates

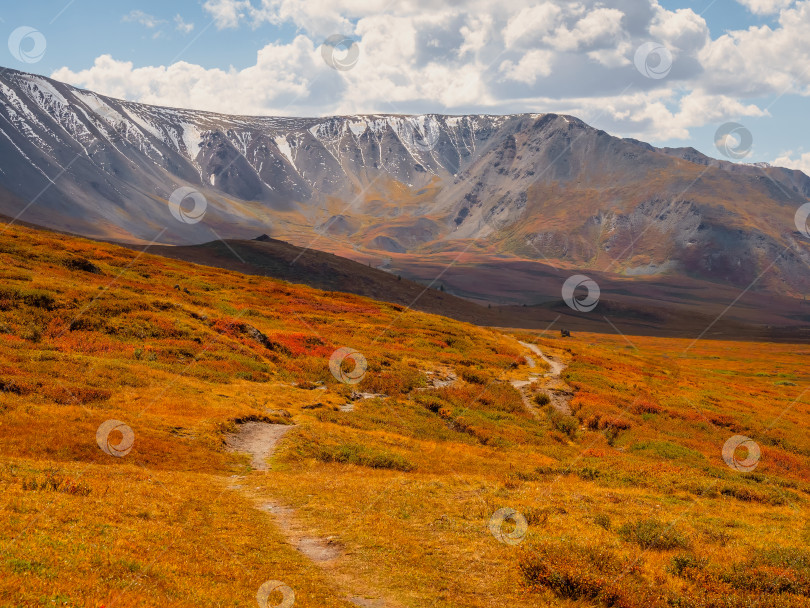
[519,540,657,605]
[617,518,691,550]
[630,440,704,462]
[311,442,415,471]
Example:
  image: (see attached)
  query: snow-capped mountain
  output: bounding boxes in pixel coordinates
[0,67,520,243]
[2,66,810,295]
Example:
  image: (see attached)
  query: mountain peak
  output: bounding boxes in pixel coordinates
[1,66,809,299]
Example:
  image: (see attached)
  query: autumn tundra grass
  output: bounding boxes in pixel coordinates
[0,220,808,607]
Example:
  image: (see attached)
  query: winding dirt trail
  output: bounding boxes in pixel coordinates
[224,338,571,606]
[224,421,292,471]
[226,422,402,608]
[521,341,565,378]
[511,340,573,416]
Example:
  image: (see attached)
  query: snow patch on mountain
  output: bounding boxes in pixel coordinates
[0,82,50,151]
[163,125,181,154]
[25,76,69,107]
[17,77,93,155]
[348,120,367,138]
[181,122,203,162]
[274,135,294,166]
[122,108,164,140]
[228,129,252,157]
[73,91,127,126]
[0,81,41,127]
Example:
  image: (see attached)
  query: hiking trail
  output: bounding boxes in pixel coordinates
[511,340,573,416]
[226,422,402,608]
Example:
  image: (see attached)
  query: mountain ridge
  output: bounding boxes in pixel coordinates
[1,66,810,303]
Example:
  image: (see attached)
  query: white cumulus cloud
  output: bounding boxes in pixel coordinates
[735,0,794,15]
[773,150,810,173]
[175,15,195,34]
[50,0,810,153]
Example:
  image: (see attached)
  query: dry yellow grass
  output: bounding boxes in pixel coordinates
[1,220,808,607]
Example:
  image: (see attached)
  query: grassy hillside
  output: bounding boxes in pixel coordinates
[0,220,808,607]
[128,234,810,340]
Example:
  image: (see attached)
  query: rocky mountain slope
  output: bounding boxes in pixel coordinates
[1,67,810,298]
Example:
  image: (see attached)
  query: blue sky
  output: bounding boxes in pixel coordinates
[2,1,809,171]
[1,1,262,73]
[660,0,763,34]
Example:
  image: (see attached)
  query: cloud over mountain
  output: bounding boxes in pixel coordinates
[49,0,810,147]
